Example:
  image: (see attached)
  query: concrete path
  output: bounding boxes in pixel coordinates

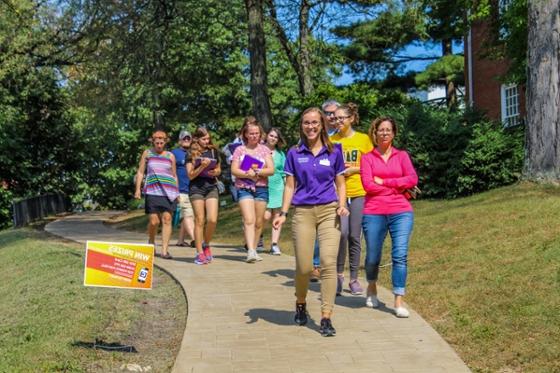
[46,212,470,373]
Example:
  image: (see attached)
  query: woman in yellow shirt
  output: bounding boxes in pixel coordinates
[329,103,373,295]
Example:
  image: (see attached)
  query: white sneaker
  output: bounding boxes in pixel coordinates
[365,295,379,308]
[395,306,410,318]
[246,249,257,263]
[255,252,263,261]
[271,244,281,255]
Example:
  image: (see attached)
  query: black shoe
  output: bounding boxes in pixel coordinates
[319,318,336,337]
[294,303,308,326]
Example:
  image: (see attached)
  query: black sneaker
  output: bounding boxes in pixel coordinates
[319,318,336,337]
[294,303,308,326]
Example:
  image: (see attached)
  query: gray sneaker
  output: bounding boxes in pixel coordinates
[336,275,344,296]
[349,279,363,295]
[270,244,281,255]
[246,249,257,263]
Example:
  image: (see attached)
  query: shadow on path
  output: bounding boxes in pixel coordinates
[244,308,319,332]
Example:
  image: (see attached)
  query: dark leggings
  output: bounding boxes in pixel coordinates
[336,197,364,279]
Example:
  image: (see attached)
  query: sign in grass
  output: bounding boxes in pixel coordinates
[84,241,154,289]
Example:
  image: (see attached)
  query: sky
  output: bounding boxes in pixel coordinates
[334,41,465,86]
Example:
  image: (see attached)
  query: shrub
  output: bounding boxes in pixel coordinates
[370,103,524,198]
[0,188,13,229]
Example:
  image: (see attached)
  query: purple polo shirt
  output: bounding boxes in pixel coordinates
[284,143,345,206]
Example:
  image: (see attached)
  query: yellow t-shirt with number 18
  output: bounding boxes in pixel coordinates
[329,131,373,198]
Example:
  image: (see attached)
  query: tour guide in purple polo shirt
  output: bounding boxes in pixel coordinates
[273,107,349,337]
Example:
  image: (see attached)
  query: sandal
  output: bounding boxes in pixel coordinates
[175,242,189,247]
[161,253,173,260]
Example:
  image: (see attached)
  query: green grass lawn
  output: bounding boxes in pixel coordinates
[113,182,560,372]
[0,228,187,372]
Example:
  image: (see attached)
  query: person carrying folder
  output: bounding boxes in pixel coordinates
[231,116,274,263]
[187,127,222,265]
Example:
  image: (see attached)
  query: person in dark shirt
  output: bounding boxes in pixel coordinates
[171,130,195,248]
[186,127,222,265]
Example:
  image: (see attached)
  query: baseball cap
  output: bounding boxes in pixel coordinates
[179,130,191,140]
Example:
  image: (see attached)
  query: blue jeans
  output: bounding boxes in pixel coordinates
[237,187,269,202]
[313,239,320,267]
[362,212,414,296]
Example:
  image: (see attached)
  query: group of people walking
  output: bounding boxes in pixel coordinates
[134,100,418,336]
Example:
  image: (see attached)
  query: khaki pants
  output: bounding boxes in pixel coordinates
[292,202,340,314]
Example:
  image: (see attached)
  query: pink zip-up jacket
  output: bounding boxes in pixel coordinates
[360,147,418,215]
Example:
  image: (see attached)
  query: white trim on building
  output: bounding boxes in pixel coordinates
[500,83,520,127]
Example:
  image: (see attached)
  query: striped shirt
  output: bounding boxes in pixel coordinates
[144,150,179,201]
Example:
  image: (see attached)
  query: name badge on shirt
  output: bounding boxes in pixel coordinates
[319,158,331,166]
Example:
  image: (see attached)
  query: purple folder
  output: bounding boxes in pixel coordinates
[194,158,217,178]
[239,154,264,171]
[228,142,242,155]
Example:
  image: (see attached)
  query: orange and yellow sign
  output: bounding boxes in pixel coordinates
[84,241,154,290]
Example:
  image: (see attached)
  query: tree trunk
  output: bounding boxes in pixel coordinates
[442,38,457,110]
[298,0,313,96]
[245,0,273,131]
[524,0,560,181]
[266,0,313,97]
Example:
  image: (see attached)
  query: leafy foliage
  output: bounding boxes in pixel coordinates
[374,103,524,198]
[415,55,464,88]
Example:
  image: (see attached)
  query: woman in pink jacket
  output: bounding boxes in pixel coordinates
[360,117,418,318]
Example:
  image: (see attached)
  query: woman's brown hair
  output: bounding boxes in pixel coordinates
[266,127,286,148]
[239,116,265,144]
[298,107,334,153]
[149,130,169,143]
[189,127,218,160]
[337,102,360,127]
[368,116,398,146]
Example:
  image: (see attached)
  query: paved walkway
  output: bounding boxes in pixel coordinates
[46,212,470,373]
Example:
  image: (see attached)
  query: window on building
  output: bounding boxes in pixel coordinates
[499,0,512,39]
[501,84,520,127]
[499,0,512,13]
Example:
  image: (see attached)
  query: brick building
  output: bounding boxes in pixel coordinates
[464,3,525,126]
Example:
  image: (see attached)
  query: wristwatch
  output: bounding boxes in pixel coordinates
[279,211,289,217]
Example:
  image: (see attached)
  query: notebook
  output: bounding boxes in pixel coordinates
[239,154,264,171]
[194,158,218,178]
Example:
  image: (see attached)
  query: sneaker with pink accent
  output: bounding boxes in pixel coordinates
[194,253,208,265]
[203,244,213,262]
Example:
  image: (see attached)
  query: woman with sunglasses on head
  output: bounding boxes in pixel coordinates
[134,130,180,259]
[187,127,222,265]
[263,127,287,255]
[330,103,373,296]
[231,117,274,263]
[360,116,418,318]
[273,107,349,337]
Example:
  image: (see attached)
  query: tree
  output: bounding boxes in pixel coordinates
[245,0,274,130]
[266,0,314,97]
[332,0,467,108]
[415,54,464,109]
[523,0,560,180]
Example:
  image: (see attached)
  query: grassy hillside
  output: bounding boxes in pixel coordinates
[0,228,186,372]
[113,182,560,372]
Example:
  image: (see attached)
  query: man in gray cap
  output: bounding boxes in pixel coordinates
[171,130,195,247]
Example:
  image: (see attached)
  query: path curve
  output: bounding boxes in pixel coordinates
[46,212,470,373]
